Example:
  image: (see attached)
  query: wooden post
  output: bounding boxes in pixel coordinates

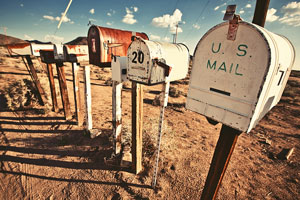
[46,63,59,112]
[131,82,143,174]
[252,0,270,27]
[72,63,83,126]
[200,125,241,200]
[112,81,123,155]
[56,62,72,120]
[24,55,47,106]
[84,65,92,131]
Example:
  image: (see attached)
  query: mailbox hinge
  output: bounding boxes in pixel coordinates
[223,5,242,41]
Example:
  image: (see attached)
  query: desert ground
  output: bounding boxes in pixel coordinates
[0,44,299,199]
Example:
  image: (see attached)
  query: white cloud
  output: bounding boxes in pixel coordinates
[43,15,55,21]
[106,22,112,26]
[107,9,116,17]
[162,36,170,42]
[245,4,251,8]
[239,10,245,14]
[151,9,183,34]
[150,34,161,41]
[43,14,73,24]
[24,34,33,40]
[214,3,226,11]
[89,18,97,22]
[44,34,64,43]
[281,1,300,16]
[192,23,200,30]
[122,7,137,24]
[279,2,300,26]
[89,8,95,14]
[20,4,24,7]
[221,10,226,14]
[266,8,279,22]
[133,6,138,12]
[214,6,220,11]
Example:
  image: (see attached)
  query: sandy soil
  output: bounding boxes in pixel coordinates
[0,46,299,200]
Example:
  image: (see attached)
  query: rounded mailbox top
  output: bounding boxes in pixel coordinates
[188,21,295,132]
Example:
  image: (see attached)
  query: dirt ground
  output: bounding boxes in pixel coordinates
[0,46,299,200]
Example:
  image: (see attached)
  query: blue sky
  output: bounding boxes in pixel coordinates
[0,0,299,70]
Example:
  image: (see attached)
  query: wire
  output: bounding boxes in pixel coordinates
[182,0,211,42]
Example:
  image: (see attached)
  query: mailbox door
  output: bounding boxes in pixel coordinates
[40,50,55,64]
[88,25,148,67]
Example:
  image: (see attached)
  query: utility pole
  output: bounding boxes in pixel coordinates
[173,22,181,44]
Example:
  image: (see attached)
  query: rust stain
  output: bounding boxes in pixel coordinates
[87,25,148,66]
[7,43,30,49]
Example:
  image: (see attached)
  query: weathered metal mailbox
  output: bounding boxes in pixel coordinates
[87,25,148,67]
[63,45,89,63]
[30,44,54,57]
[127,37,190,85]
[186,20,295,133]
[112,56,128,82]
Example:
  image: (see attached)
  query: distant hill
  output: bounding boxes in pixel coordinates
[65,37,87,45]
[26,40,52,44]
[0,34,28,46]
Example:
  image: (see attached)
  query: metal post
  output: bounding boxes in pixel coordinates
[84,65,92,131]
[200,125,241,200]
[131,82,143,174]
[46,63,59,112]
[152,81,170,188]
[112,81,123,155]
[252,0,271,27]
[72,63,83,126]
[56,62,72,120]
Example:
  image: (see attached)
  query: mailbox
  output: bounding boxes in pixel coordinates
[40,50,55,64]
[7,43,54,57]
[186,21,295,133]
[53,44,64,62]
[30,44,54,57]
[127,37,189,85]
[112,56,128,82]
[63,45,89,63]
[87,25,148,67]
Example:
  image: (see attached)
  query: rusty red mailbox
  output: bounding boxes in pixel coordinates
[87,25,148,67]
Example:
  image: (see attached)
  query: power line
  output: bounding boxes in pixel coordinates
[182,0,211,42]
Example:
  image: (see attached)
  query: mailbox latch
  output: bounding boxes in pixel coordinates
[223,5,241,41]
[153,58,172,77]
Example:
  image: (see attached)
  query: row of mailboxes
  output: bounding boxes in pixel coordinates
[186,21,295,133]
[40,44,89,64]
[87,25,149,67]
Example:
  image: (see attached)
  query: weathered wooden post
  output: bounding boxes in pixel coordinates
[127,37,189,177]
[72,62,83,126]
[6,43,53,106]
[186,3,295,199]
[84,65,93,131]
[46,63,59,112]
[63,44,89,126]
[131,82,143,174]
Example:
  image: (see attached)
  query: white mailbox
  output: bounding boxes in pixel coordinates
[30,44,54,57]
[186,21,295,133]
[112,56,128,82]
[63,45,89,63]
[53,44,64,62]
[127,37,189,85]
